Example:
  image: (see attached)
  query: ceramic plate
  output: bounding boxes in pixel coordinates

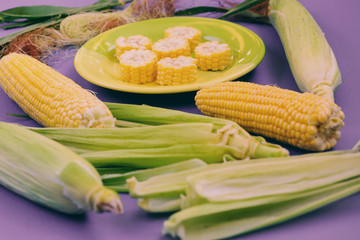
[74,17,265,94]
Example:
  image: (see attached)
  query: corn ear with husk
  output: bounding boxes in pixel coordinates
[30,120,289,169]
[105,102,289,158]
[219,0,341,101]
[0,121,122,214]
[267,0,341,101]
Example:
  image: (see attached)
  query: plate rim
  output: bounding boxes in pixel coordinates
[74,16,265,94]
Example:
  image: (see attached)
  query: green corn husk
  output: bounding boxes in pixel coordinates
[114,160,207,212]
[0,121,122,214]
[127,160,246,199]
[163,177,360,240]
[30,123,220,154]
[268,0,341,101]
[160,144,360,239]
[138,197,182,213]
[81,144,241,168]
[127,143,360,239]
[183,151,360,207]
[105,102,289,158]
[102,159,207,192]
[31,121,288,170]
[97,166,138,175]
[105,102,239,130]
[127,149,348,201]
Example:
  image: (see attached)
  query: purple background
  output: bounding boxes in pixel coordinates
[0,0,359,239]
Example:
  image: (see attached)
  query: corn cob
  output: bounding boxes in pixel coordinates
[156,56,197,85]
[0,121,122,214]
[151,37,190,60]
[118,49,157,84]
[115,35,152,60]
[164,26,201,51]
[195,81,345,151]
[194,41,232,71]
[0,53,115,128]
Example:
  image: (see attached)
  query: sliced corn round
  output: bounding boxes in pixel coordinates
[165,26,202,51]
[156,56,198,85]
[115,35,152,60]
[194,41,232,71]
[151,38,191,60]
[119,49,157,84]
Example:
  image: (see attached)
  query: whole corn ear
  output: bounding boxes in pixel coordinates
[0,121,122,214]
[195,81,345,151]
[268,0,341,101]
[0,53,115,128]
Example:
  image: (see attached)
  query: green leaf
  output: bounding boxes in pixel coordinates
[7,113,32,119]
[0,6,78,20]
[0,18,55,30]
[0,18,61,46]
[0,0,122,21]
[219,0,266,19]
[175,6,228,16]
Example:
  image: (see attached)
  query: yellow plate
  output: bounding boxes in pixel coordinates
[74,17,265,94]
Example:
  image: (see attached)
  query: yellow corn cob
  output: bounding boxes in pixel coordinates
[164,26,201,51]
[195,82,345,151]
[194,41,232,71]
[156,56,197,85]
[119,49,157,84]
[115,35,152,60]
[151,38,190,60]
[0,53,115,128]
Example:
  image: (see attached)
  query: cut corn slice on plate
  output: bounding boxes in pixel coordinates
[74,17,265,94]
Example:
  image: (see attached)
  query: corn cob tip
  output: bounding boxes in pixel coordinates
[91,187,123,214]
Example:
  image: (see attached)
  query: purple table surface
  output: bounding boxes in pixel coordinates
[1,0,360,239]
